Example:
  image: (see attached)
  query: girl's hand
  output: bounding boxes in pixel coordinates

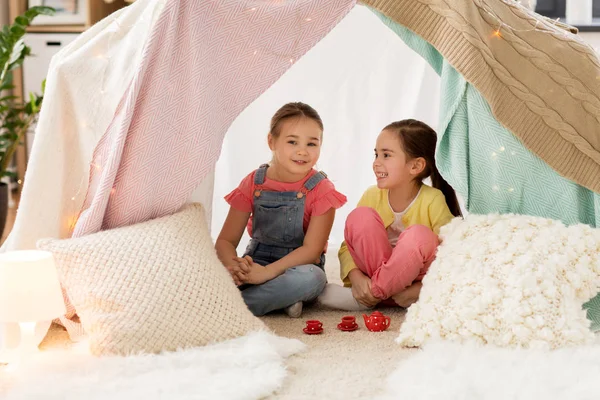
[225,266,243,286]
[215,207,252,285]
[225,264,244,286]
[348,269,379,307]
[226,257,251,286]
[240,258,278,285]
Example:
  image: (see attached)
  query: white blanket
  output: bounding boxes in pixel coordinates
[1,331,303,400]
[378,340,600,400]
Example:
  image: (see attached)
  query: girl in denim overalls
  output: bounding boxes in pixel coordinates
[215,102,347,317]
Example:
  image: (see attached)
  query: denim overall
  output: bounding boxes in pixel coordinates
[240,164,328,316]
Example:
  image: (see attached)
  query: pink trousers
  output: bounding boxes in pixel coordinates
[344,207,439,300]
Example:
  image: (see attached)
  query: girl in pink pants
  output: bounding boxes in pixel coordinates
[344,207,439,301]
[319,119,462,310]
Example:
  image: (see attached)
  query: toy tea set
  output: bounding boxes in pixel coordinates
[303,311,391,335]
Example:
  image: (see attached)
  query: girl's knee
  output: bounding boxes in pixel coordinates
[345,207,383,240]
[307,266,327,290]
[403,225,439,253]
[346,207,379,226]
[295,265,327,299]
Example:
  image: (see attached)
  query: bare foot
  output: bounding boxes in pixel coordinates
[391,281,423,308]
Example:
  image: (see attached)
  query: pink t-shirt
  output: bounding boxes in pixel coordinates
[225,169,347,237]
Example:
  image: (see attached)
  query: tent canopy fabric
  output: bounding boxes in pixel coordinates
[7,0,600,252]
[2,0,599,341]
[373,10,600,228]
[364,0,600,194]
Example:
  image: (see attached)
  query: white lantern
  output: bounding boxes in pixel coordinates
[0,251,66,357]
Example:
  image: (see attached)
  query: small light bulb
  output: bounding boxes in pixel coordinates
[499,146,505,152]
[71,197,76,201]
[17,180,22,184]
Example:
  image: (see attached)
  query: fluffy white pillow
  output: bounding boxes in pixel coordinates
[38,203,265,355]
[398,214,600,350]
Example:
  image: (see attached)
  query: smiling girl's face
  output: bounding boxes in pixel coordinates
[268,116,322,181]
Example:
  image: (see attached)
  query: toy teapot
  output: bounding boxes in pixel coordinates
[363,311,391,332]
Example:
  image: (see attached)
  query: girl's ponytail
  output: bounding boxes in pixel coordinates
[430,165,462,217]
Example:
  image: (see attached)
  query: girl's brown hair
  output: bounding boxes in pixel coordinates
[383,119,462,217]
[270,102,323,139]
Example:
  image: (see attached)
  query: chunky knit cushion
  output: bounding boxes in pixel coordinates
[398,214,600,350]
[37,203,265,355]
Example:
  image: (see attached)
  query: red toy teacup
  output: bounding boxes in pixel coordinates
[303,320,323,334]
[338,315,358,331]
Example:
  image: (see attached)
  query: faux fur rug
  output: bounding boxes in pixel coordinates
[0,330,304,400]
[378,340,600,400]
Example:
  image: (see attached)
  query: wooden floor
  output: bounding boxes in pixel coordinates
[1,190,20,245]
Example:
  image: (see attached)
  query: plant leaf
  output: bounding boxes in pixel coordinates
[7,38,24,66]
[15,16,28,26]
[10,24,25,37]
[24,6,56,21]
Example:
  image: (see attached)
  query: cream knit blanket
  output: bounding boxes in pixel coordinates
[362,0,600,193]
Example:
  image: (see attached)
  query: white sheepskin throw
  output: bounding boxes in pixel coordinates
[398,214,600,350]
[378,340,600,400]
[0,331,304,400]
[38,203,265,356]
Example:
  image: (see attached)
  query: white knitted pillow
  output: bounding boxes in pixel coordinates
[398,214,600,350]
[38,203,265,356]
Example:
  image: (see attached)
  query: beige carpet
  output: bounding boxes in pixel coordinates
[262,306,414,399]
[259,250,416,399]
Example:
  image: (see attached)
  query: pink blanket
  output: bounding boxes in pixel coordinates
[74,0,355,237]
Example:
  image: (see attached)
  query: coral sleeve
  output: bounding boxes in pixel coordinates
[223,172,255,213]
[310,179,347,216]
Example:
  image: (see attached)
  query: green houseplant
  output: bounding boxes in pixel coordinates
[0,6,54,236]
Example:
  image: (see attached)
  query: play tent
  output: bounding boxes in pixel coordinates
[2,0,599,341]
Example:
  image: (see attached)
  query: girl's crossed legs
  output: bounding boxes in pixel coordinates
[344,207,439,301]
